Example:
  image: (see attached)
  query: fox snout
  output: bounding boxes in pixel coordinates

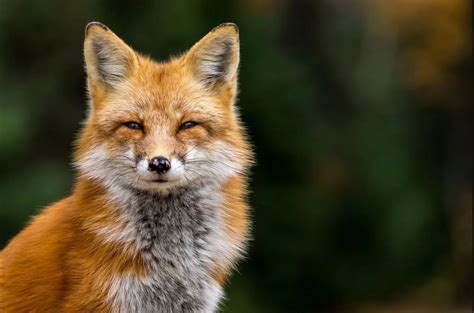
[148,156,171,174]
[133,152,186,188]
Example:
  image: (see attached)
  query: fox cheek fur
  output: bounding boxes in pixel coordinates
[1,22,252,313]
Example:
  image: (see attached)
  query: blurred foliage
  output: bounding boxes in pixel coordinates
[375,0,471,108]
[0,0,471,312]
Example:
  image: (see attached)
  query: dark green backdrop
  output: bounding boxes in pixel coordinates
[1,1,471,312]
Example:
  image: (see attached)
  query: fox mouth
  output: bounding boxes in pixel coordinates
[152,179,168,183]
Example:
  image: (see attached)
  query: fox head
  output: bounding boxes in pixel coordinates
[75,22,251,195]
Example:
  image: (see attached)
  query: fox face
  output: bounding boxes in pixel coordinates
[75,23,251,195]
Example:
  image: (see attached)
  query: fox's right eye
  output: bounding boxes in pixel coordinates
[123,121,143,130]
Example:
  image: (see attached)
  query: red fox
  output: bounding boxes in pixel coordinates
[0,22,252,312]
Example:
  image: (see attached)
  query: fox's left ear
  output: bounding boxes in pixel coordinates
[184,23,240,91]
[84,22,138,95]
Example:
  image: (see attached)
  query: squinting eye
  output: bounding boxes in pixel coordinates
[179,121,199,130]
[123,121,143,130]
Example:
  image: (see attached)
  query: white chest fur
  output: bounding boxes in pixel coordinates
[105,187,232,313]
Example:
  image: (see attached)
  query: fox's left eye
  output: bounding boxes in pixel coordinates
[123,121,143,130]
[179,121,199,130]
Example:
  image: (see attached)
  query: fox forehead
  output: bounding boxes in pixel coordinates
[93,58,229,125]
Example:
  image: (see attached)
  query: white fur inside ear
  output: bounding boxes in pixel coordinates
[91,37,131,83]
[192,36,239,86]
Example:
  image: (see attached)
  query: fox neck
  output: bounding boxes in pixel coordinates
[119,185,225,262]
[75,177,227,259]
[74,178,228,311]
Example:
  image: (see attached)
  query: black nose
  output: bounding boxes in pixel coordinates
[149,156,171,174]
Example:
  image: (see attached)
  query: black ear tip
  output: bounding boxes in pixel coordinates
[85,22,109,35]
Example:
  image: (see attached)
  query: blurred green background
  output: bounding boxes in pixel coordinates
[0,0,471,312]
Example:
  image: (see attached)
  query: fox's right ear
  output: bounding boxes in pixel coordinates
[84,22,138,95]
